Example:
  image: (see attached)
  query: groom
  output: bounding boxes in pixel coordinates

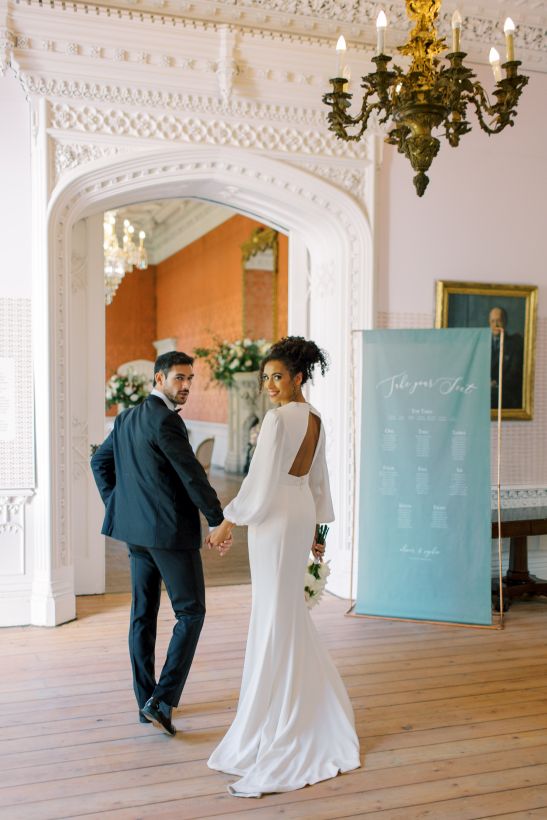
[91,351,231,736]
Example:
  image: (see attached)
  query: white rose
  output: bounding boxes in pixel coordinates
[124,386,133,395]
[244,359,252,367]
[304,574,322,594]
[130,393,138,401]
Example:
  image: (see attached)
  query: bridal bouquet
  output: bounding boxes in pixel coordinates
[305,525,330,609]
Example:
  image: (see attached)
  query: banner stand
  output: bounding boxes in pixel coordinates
[344,329,505,631]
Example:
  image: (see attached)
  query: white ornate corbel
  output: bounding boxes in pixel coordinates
[217,25,238,107]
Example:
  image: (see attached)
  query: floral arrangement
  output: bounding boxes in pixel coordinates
[305,525,331,609]
[105,370,151,410]
[194,337,271,387]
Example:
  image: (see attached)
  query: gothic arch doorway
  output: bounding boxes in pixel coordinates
[36,145,372,625]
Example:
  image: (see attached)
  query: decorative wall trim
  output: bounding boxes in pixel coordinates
[289,159,368,199]
[10,0,547,69]
[0,26,16,75]
[48,102,365,159]
[24,75,332,127]
[0,490,33,577]
[491,486,547,509]
[54,141,121,183]
[0,299,35,489]
[71,417,89,481]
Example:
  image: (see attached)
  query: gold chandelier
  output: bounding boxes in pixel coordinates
[323,1,528,196]
[103,211,148,305]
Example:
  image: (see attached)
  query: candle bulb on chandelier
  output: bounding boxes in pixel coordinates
[376,10,387,55]
[489,47,502,82]
[335,35,346,77]
[451,10,462,52]
[342,64,351,92]
[504,17,515,62]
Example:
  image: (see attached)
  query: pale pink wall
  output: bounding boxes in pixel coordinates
[376,65,547,487]
[0,75,32,298]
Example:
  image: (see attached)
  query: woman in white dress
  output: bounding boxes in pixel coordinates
[207,337,360,797]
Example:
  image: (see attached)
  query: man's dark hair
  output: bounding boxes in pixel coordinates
[154,351,194,383]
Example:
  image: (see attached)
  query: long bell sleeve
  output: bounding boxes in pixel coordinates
[309,429,335,524]
[224,409,284,527]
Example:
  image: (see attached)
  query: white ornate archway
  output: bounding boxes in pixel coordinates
[33,144,373,625]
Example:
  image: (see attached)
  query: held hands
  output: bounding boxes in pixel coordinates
[206,519,234,557]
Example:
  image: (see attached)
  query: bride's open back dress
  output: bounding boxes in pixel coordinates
[207,401,360,797]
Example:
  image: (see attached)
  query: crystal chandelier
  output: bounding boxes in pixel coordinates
[103,211,148,305]
[323,1,528,196]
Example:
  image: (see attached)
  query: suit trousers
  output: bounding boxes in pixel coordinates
[127,544,206,709]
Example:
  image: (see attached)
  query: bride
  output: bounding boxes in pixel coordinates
[206,336,360,798]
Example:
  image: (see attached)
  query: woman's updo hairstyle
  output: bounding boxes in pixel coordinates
[259,336,329,386]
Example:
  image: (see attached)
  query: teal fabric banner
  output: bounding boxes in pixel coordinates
[357,329,492,625]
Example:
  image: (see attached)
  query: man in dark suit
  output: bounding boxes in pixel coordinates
[91,351,231,736]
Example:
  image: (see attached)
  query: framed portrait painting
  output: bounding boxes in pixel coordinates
[435,281,538,420]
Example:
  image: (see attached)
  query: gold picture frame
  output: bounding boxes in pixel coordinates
[435,281,538,421]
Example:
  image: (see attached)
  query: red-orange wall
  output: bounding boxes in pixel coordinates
[105,265,157,415]
[156,215,287,423]
[106,216,288,423]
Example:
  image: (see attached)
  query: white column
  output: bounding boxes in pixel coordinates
[30,96,75,625]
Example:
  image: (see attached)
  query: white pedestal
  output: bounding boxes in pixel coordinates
[225,371,269,474]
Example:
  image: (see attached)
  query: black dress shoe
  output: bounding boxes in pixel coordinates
[139,713,151,724]
[141,696,177,736]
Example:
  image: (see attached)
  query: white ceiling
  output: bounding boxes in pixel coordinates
[112,199,234,264]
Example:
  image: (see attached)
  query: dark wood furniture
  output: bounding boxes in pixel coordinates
[491,506,547,609]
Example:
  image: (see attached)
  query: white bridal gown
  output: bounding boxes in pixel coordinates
[207,401,360,797]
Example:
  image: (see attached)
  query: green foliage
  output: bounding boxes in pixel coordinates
[194,337,271,387]
[105,370,151,409]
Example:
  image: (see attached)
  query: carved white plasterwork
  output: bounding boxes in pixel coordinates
[71,418,89,480]
[70,249,87,295]
[48,102,366,159]
[0,492,33,576]
[217,25,238,106]
[292,160,367,199]
[25,76,334,130]
[8,0,547,70]
[54,141,121,183]
[0,300,35,490]
[0,27,16,75]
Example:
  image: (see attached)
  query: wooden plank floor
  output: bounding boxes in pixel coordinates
[2,588,547,819]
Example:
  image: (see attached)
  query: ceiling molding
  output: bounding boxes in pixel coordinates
[9,0,547,73]
[112,199,234,263]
